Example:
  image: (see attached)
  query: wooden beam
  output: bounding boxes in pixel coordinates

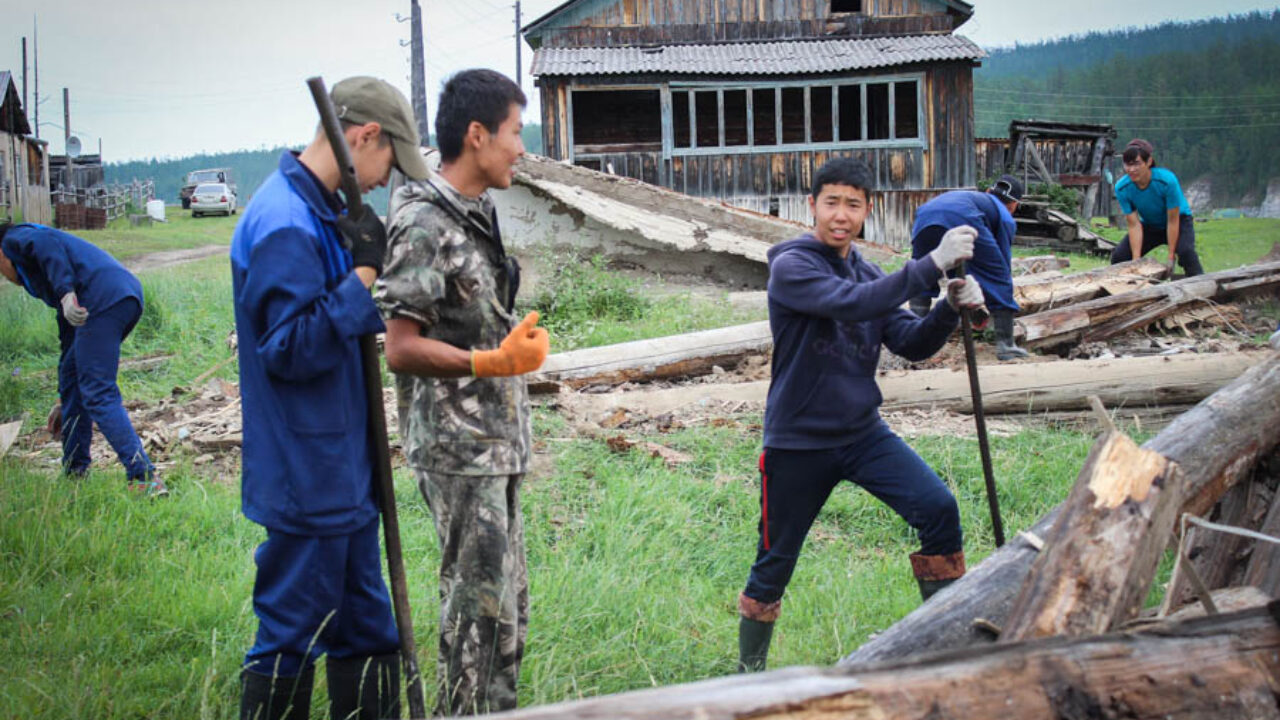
[483,606,1280,719]
[841,354,1280,665]
[999,429,1182,640]
[1013,257,1166,314]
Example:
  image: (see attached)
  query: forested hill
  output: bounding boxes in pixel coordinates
[974,10,1280,204]
[106,125,544,209]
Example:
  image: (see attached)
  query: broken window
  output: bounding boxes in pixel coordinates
[837,85,863,141]
[753,88,777,145]
[894,81,919,139]
[694,90,718,147]
[673,91,691,148]
[724,90,749,146]
[781,87,806,144]
[571,89,662,150]
[830,0,862,12]
[811,86,834,143]
[866,83,890,140]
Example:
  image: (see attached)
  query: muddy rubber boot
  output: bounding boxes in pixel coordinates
[909,296,931,318]
[241,667,314,720]
[737,617,775,673]
[994,309,1029,361]
[916,576,959,602]
[326,653,401,720]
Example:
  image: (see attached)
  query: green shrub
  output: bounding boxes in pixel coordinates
[528,254,651,347]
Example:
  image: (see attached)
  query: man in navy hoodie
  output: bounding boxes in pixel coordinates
[231,76,429,720]
[0,222,162,494]
[736,157,984,672]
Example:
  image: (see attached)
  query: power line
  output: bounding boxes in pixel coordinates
[973,85,1280,101]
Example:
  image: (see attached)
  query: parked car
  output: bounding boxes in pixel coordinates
[180,167,236,209]
[190,182,237,217]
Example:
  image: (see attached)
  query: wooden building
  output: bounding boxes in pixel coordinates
[0,71,52,225]
[977,120,1119,222]
[523,0,982,241]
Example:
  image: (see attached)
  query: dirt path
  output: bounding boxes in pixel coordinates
[122,245,227,273]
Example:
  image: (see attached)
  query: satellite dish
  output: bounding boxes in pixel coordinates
[66,136,82,158]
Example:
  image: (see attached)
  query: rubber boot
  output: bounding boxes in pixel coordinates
[326,653,401,720]
[993,309,1029,361]
[737,617,775,673]
[241,666,314,720]
[908,296,931,318]
[910,551,966,603]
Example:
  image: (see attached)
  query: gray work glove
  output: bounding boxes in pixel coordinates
[928,225,976,272]
[60,292,89,326]
[945,274,986,312]
[337,204,388,276]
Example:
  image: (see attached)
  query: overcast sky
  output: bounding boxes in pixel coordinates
[2,0,1277,162]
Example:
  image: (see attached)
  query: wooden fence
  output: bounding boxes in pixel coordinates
[53,180,155,230]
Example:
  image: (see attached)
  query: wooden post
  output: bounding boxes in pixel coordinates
[999,429,1182,641]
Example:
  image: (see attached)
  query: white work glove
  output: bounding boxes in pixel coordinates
[945,275,985,312]
[928,225,977,272]
[1270,327,1280,350]
[61,292,89,326]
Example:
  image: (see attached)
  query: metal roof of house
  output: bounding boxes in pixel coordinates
[530,34,983,77]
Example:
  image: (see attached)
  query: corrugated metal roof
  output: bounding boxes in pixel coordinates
[530,34,984,77]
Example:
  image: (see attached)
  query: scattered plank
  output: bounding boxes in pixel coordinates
[486,605,1280,720]
[841,353,1280,665]
[1013,257,1166,314]
[1011,255,1070,276]
[999,429,1182,640]
[0,419,22,458]
[1018,261,1280,351]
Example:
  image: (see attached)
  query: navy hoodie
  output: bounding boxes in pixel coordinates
[764,235,960,449]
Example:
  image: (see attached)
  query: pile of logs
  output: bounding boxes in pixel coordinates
[1013,199,1115,256]
[482,353,1280,719]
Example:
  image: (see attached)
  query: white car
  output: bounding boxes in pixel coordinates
[190,182,237,217]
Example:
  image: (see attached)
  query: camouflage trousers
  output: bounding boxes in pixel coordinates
[415,470,528,716]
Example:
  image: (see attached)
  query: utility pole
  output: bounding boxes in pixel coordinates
[63,87,72,192]
[514,1,522,88]
[410,0,429,146]
[21,38,27,115]
[33,16,39,140]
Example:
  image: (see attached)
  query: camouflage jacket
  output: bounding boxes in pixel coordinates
[375,170,530,476]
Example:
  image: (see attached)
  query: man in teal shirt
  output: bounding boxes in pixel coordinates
[1110,138,1203,276]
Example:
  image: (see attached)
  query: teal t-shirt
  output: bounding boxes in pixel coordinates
[1115,167,1192,228]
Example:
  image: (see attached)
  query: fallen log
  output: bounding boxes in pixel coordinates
[999,429,1182,640]
[1245,482,1280,597]
[1018,261,1280,350]
[1160,479,1261,614]
[529,322,771,393]
[1013,257,1166,314]
[841,353,1280,665]
[483,605,1280,720]
[560,352,1264,419]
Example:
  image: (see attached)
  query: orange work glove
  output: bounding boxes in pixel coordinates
[472,311,551,378]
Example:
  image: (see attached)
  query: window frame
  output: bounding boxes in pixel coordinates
[664,73,926,158]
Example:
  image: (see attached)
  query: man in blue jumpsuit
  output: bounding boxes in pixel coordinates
[231,76,429,720]
[909,175,1030,360]
[736,157,985,672]
[0,222,163,494]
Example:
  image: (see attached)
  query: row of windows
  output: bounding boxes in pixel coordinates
[569,78,922,156]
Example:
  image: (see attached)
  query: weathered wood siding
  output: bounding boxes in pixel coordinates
[527,0,962,47]
[926,62,974,189]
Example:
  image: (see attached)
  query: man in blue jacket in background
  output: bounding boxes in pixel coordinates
[909,175,1029,360]
[735,157,985,673]
[0,222,163,494]
[230,76,428,720]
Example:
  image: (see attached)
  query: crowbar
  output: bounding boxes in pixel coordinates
[956,261,1006,547]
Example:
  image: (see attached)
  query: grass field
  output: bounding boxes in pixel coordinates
[0,214,1274,717]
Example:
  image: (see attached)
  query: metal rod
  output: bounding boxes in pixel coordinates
[957,261,1006,547]
[305,76,428,720]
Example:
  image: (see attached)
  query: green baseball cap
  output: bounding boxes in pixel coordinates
[331,76,430,181]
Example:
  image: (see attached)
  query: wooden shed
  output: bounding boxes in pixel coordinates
[523,0,982,242]
[0,71,52,225]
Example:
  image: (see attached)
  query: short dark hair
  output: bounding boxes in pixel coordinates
[0,221,11,243]
[1122,138,1157,168]
[435,69,527,162]
[811,156,874,199]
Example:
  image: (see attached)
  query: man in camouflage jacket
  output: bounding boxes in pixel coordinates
[376,69,548,716]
